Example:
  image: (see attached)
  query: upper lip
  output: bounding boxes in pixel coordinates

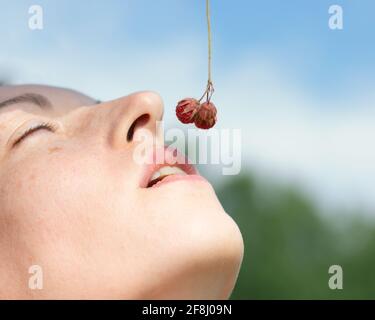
[140,146,197,188]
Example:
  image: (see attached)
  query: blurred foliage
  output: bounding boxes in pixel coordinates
[216,172,375,299]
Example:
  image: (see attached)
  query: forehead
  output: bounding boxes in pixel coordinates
[0,85,96,116]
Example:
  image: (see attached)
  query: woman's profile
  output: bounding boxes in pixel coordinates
[0,84,244,299]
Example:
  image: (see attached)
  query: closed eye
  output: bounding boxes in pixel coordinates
[12,122,57,147]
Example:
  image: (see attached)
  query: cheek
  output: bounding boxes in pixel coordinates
[0,148,122,242]
[4,157,87,214]
[0,148,140,293]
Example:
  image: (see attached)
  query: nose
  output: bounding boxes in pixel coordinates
[106,91,164,148]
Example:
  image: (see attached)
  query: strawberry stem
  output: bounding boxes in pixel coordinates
[198,81,214,103]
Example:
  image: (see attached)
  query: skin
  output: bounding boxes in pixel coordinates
[0,85,244,299]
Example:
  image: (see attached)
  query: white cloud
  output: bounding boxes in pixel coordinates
[217,56,375,213]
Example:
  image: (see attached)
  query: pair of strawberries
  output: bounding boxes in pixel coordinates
[176,0,216,130]
[176,98,217,129]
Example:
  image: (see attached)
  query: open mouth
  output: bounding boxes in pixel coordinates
[147,166,188,188]
[140,147,204,188]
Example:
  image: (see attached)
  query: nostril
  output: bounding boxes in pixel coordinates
[127,114,150,142]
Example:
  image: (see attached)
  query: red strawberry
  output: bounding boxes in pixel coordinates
[194,101,217,129]
[176,98,199,124]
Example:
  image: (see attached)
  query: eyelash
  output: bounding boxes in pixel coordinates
[13,122,57,147]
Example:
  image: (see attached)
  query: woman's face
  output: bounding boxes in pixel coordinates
[0,85,243,299]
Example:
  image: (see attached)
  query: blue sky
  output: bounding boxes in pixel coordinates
[1,0,374,97]
[1,0,375,213]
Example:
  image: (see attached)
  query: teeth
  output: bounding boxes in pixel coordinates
[150,166,187,181]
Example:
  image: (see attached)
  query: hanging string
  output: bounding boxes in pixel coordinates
[207,0,212,84]
[198,0,214,103]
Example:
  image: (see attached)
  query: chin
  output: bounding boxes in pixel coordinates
[146,212,243,299]
[141,180,244,299]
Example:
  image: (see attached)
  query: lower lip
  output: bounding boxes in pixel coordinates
[149,174,207,188]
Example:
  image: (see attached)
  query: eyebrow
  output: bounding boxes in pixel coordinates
[0,93,53,110]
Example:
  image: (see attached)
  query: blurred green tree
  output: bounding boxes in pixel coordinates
[215,172,375,299]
